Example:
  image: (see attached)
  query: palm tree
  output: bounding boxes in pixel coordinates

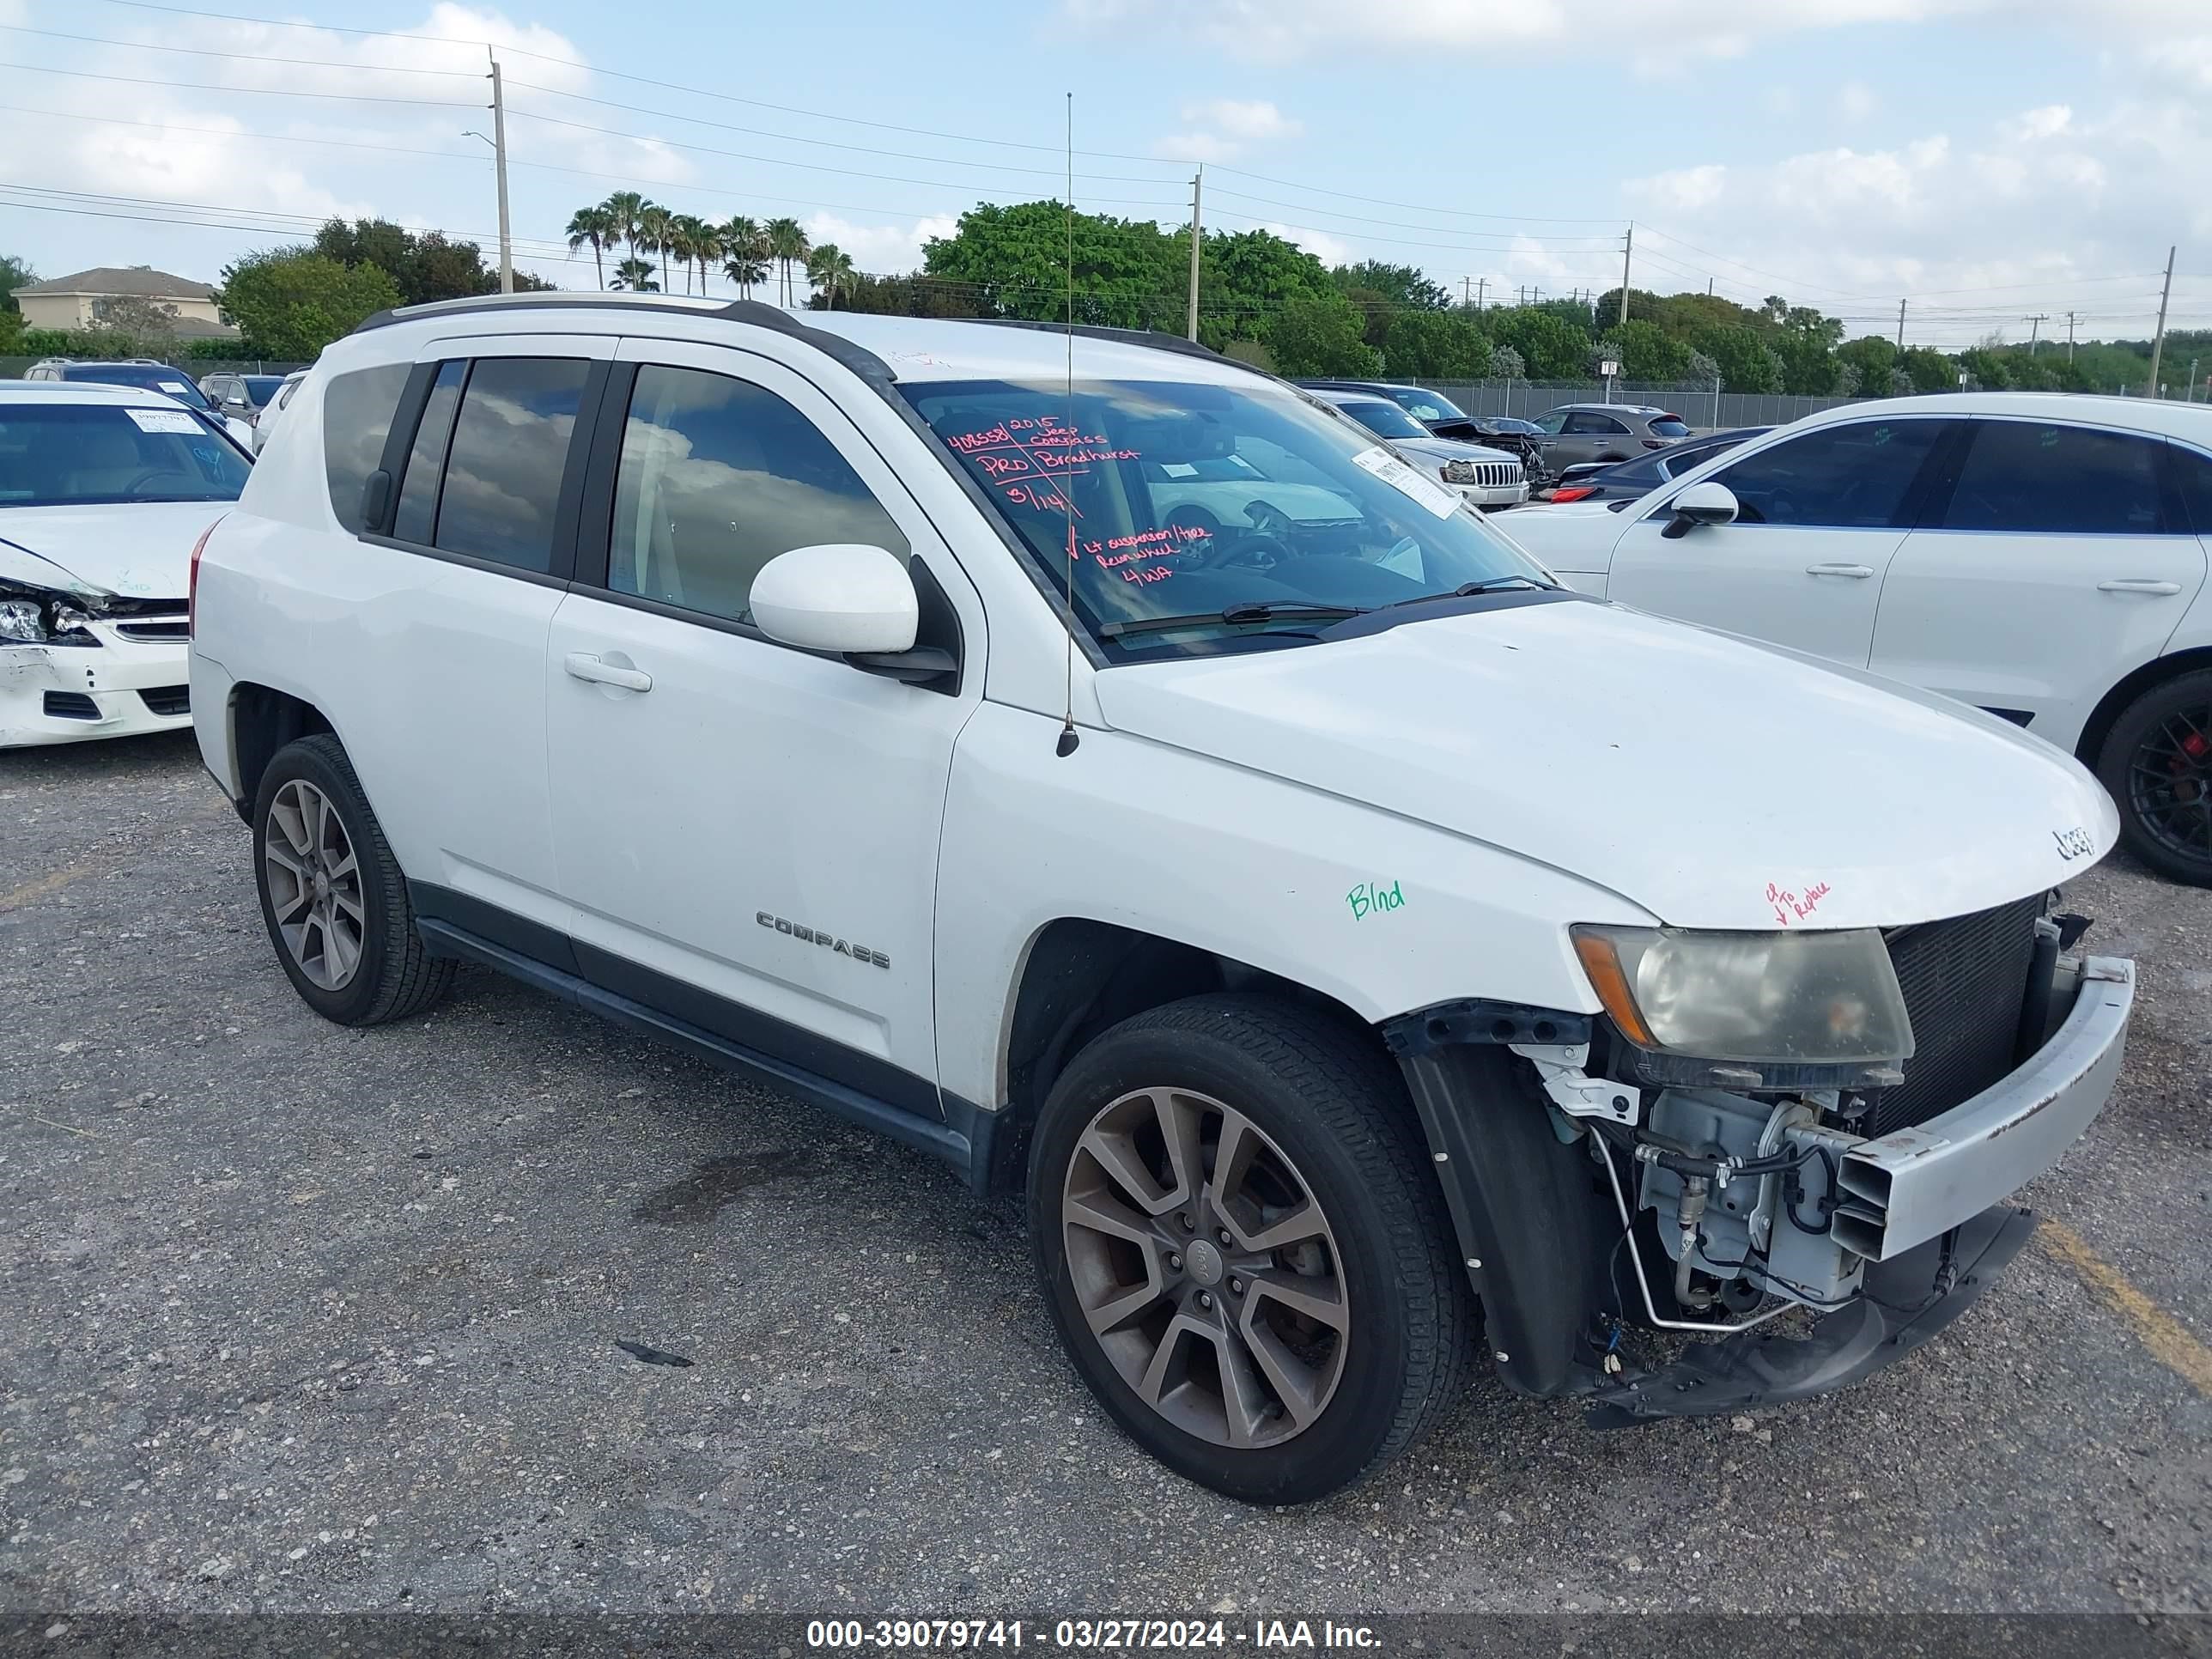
[600,191,647,272]
[805,243,857,309]
[636,202,675,295]
[662,214,697,295]
[764,216,809,307]
[565,204,616,290]
[722,216,768,300]
[673,214,716,297]
[611,256,659,292]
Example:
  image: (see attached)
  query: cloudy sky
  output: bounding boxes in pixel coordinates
[3,0,2210,348]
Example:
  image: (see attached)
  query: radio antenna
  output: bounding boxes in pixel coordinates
[1054,89,1080,759]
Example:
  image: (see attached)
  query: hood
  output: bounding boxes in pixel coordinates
[1389,435,1519,466]
[0,502,228,599]
[1486,499,1633,571]
[1091,599,2117,931]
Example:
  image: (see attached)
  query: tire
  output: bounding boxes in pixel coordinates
[2097,667,2212,886]
[252,733,456,1024]
[1028,994,1472,1504]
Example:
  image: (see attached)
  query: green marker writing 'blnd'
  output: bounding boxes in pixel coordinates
[1346,880,1406,920]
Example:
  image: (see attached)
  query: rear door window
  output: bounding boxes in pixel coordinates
[1565,411,1628,434]
[1942,421,2175,534]
[1649,416,1692,438]
[432,357,592,573]
[392,361,465,546]
[321,362,411,532]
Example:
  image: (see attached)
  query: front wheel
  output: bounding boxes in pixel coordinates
[1028,994,1471,1504]
[2098,668,2212,886]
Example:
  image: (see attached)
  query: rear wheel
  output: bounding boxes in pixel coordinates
[1029,994,1470,1504]
[252,734,455,1024]
[2097,667,2212,887]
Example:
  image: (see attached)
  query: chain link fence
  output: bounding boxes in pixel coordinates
[2,356,309,380]
[1397,378,1869,431]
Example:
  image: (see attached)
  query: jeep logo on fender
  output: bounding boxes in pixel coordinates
[757,911,890,969]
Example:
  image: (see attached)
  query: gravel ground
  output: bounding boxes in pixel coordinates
[1,732,2208,1618]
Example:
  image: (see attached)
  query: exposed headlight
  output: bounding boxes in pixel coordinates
[1571,924,1914,1069]
[0,583,103,647]
[1440,459,1481,484]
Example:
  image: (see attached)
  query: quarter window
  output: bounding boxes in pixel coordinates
[392,361,465,546]
[2170,444,2212,536]
[321,362,411,532]
[433,357,591,573]
[605,363,908,627]
[1710,420,1947,529]
[1941,422,2172,534]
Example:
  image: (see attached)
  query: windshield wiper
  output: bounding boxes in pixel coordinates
[1099,601,1365,639]
[1364,574,1555,615]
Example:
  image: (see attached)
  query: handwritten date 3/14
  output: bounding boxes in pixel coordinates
[1766,878,1832,927]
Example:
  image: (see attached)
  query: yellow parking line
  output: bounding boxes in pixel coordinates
[0,862,98,914]
[2036,1218,2212,1399]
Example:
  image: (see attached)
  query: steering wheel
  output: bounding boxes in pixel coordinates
[123,469,194,497]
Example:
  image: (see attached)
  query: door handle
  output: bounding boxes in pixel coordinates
[2096,579,2183,595]
[1805,563,1875,579]
[563,651,653,692]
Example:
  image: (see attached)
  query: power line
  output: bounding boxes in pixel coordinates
[0,21,481,75]
[0,58,474,106]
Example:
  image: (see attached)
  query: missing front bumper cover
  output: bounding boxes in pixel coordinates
[1583,1202,2037,1428]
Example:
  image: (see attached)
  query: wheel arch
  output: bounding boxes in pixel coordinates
[227,682,335,822]
[987,917,1378,1197]
[2073,644,2212,768]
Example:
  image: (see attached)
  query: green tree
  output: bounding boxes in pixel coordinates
[312,218,547,305]
[1899,345,1955,394]
[1600,319,1690,381]
[611,256,659,292]
[601,191,647,270]
[215,251,402,356]
[1692,325,1784,392]
[1379,308,1491,378]
[566,204,615,290]
[1193,228,1333,345]
[1265,291,1381,377]
[1834,334,1897,396]
[923,202,1172,328]
[1487,305,1591,380]
[1330,259,1449,312]
[722,216,769,299]
[765,217,811,307]
[636,203,675,296]
[804,243,857,307]
[1958,346,2012,390]
[0,253,34,314]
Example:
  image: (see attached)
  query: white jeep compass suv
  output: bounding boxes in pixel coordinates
[190,294,2136,1504]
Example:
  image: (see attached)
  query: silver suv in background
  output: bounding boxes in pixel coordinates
[1531,404,1691,472]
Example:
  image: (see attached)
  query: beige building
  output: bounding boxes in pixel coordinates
[14,265,239,338]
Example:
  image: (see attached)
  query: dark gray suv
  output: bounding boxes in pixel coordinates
[1530,403,1691,471]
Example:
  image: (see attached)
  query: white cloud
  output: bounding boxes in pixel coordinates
[1837,80,1879,119]
[1156,97,1300,162]
[801,212,960,278]
[1256,221,1352,267]
[1635,164,1727,211]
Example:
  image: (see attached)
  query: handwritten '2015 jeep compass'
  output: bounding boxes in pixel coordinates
[190,295,2135,1504]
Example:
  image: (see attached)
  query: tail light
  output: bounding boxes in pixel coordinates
[187,515,225,640]
[1642,439,1667,449]
[1550,485,1598,503]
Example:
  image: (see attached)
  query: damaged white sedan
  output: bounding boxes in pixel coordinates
[1,382,249,749]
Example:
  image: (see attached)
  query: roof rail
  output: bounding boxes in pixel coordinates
[938,316,1269,377]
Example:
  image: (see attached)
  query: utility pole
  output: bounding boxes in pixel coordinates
[1707,277,1714,296]
[488,50,514,294]
[1896,299,1907,352]
[2189,359,2201,404]
[1462,276,1471,308]
[1474,276,1486,314]
[1184,165,1202,343]
[1618,222,1633,327]
[2066,310,2077,362]
[2023,313,2049,355]
[2147,245,2176,397]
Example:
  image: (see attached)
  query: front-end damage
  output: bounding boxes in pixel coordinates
[1382,908,2135,1424]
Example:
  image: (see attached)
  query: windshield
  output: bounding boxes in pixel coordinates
[902,376,1549,659]
[58,366,212,408]
[1389,387,1467,422]
[0,404,251,507]
[1334,399,1429,440]
[241,376,286,402]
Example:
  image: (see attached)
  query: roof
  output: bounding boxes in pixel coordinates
[15,266,218,300]
[347,293,1265,387]
[1788,391,2212,441]
[0,380,202,406]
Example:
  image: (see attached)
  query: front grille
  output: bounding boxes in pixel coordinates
[1474,461,1522,489]
[115,617,189,641]
[138,685,190,717]
[43,690,100,720]
[1869,896,2045,1137]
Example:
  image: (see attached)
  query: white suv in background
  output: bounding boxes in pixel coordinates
[1500,395,2212,886]
[191,295,2133,1504]
[1,381,250,746]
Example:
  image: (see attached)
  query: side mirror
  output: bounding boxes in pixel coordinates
[224,396,248,410]
[751,543,921,657]
[1661,480,1738,539]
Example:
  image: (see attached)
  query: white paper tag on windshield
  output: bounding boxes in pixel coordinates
[127,409,201,434]
[1350,445,1460,519]
[157,380,191,393]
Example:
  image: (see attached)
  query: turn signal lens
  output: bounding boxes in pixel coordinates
[1571,931,1654,1048]
[187,515,224,640]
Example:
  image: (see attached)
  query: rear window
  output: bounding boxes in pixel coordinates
[321,362,411,533]
[0,404,250,507]
[1649,416,1692,438]
[241,376,286,403]
[1335,399,1429,440]
[58,365,210,408]
[1390,388,1467,422]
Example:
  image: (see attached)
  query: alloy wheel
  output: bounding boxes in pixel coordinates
[1059,1086,1348,1449]
[263,779,367,991]
[2126,702,2212,872]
